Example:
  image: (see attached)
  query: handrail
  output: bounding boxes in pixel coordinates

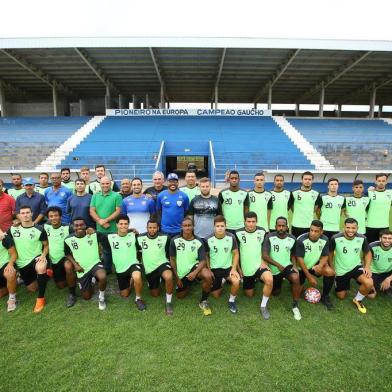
[209,140,216,187]
[154,140,165,171]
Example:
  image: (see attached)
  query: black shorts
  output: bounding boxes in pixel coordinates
[211,267,232,292]
[78,263,105,292]
[323,230,339,240]
[335,265,364,292]
[273,265,298,290]
[0,264,6,289]
[243,267,270,290]
[51,258,66,283]
[116,264,143,291]
[176,264,199,293]
[299,267,320,285]
[145,263,172,290]
[291,226,309,238]
[19,258,40,287]
[366,227,389,244]
[372,271,392,292]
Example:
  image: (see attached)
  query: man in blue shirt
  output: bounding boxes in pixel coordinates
[156,173,189,236]
[121,177,155,233]
[66,178,94,228]
[44,172,73,224]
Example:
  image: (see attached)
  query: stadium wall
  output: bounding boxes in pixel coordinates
[6,101,67,116]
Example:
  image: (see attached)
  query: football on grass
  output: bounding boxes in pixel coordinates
[304,287,321,303]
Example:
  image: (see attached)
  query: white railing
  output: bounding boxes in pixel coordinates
[209,140,216,187]
[154,140,165,171]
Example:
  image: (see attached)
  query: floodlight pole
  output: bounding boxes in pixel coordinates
[0,81,7,117]
[319,82,325,118]
[369,83,376,118]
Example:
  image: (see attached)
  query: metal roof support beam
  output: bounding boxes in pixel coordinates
[0,49,75,98]
[337,104,342,117]
[211,48,226,104]
[369,83,376,118]
[0,81,7,117]
[74,48,119,95]
[267,82,272,110]
[319,82,325,118]
[149,48,169,104]
[297,51,372,103]
[253,49,300,103]
[378,104,383,118]
[52,84,59,117]
[295,103,300,116]
[214,85,218,109]
[159,86,165,109]
[105,84,112,110]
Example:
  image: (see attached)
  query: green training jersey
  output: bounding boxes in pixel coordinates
[62,181,75,193]
[7,188,25,200]
[206,233,237,270]
[35,186,49,195]
[245,190,272,232]
[290,189,322,229]
[370,241,392,274]
[8,225,47,268]
[344,196,370,234]
[330,233,369,276]
[263,232,296,275]
[179,186,201,202]
[320,194,345,232]
[169,236,206,279]
[0,235,14,268]
[235,227,266,276]
[89,180,116,194]
[295,233,329,269]
[218,188,248,230]
[44,224,70,264]
[268,190,291,230]
[366,190,392,229]
[136,233,169,274]
[106,232,138,273]
[64,232,102,278]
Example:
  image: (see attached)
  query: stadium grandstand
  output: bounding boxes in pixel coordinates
[1,37,392,188]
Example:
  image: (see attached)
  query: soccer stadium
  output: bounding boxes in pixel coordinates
[1,34,392,391]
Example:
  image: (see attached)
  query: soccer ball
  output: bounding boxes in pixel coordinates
[304,287,321,303]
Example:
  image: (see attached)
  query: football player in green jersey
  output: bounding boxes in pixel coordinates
[290,171,322,238]
[64,217,107,310]
[0,230,18,312]
[367,229,392,298]
[263,217,302,320]
[245,172,272,232]
[236,212,273,319]
[8,205,49,313]
[317,178,345,239]
[104,215,146,311]
[343,180,369,235]
[366,173,392,243]
[329,218,373,314]
[268,174,291,232]
[295,220,335,310]
[137,219,174,315]
[169,217,213,316]
[218,170,248,234]
[206,215,241,314]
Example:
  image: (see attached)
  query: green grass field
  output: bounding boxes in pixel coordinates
[1,275,392,392]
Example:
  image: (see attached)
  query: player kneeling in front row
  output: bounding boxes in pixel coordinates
[45,207,78,308]
[64,217,107,310]
[263,217,302,320]
[206,215,241,314]
[137,219,174,315]
[8,206,49,313]
[236,212,272,320]
[329,218,373,314]
[170,217,213,316]
[295,220,335,310]
[367,229,392,299]
[103,215,146,311]
[0,230,18,312]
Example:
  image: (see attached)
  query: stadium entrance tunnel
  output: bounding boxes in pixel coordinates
[165,155,208,178]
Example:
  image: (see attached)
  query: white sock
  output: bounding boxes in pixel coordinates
[136,295,141,301]
[166,293,172,303]
[261,295,269,308]
[9,293,16,301]
[354,291,365,301]
[99,290,105,300]
[229,294,236,303]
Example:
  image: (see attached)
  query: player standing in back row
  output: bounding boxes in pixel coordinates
[267,174,291,232]
[290,171,322,238]
[218,171,248,235]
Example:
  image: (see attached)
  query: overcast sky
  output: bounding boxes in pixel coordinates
[1,0,392,41]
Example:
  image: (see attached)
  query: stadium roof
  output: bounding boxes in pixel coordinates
[1,36,392,105]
